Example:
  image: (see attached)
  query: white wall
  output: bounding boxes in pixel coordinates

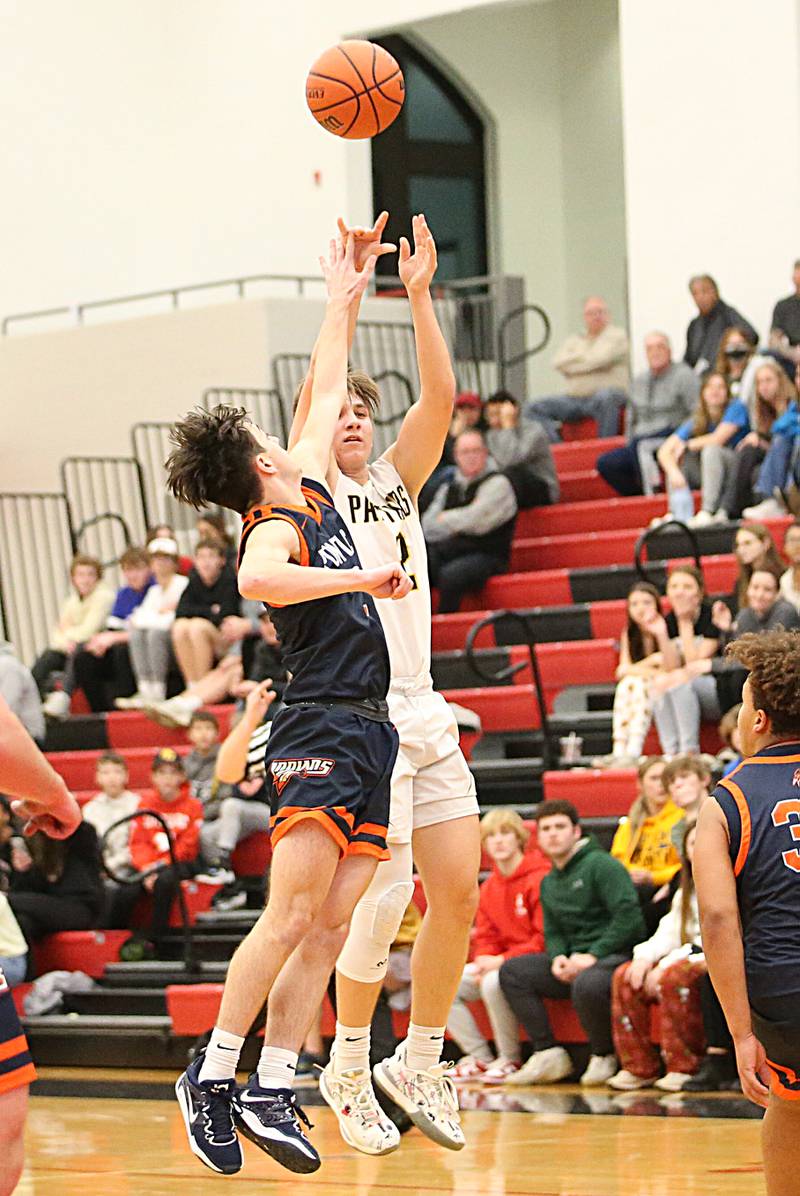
[619,0,800,371]
[410,0,626,394]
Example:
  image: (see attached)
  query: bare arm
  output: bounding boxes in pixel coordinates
[385,216,455,499]
[0,695,82,838]
[238,520,412,606]
[694,799,771,1108]
[215,681,275,784]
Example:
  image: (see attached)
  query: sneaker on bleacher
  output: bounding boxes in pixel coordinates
[115,692,147,710]
[145,695,197,728]
[195,863,236,886]
[42,689,70,720]
[212,882,248,911]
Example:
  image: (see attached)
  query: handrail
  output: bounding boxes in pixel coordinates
[1,272,327,334]
[497,304,551,387]
[101,809,196,973]
[633,519,701,583]
[72,512,132,567]
[464,609,557,770]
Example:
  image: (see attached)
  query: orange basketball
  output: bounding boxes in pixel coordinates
[306,40,404,140]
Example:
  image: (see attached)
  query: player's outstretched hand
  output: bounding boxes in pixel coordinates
[398,213,438,294]
[12,783,82,840]
[337,211,396,273]
[360,563,414,601]
[734,1031,771,1109]
[320,233,376,306]
[243,678,276,726]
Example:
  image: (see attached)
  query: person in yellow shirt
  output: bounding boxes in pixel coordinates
[611,756,683,932]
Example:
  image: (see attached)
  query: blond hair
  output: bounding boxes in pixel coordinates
[480,807,530,850]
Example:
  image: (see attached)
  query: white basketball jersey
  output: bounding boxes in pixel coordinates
[334,456,432,682]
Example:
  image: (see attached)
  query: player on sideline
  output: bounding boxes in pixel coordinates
[169,234,412,1177]
[289,212,480,1154]
[0,695,82,1196]
[694,629,800,1196]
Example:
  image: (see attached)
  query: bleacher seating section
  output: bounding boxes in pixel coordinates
[21,431,792,1068]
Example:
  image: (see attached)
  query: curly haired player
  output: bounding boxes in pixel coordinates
[694,629,800,1196]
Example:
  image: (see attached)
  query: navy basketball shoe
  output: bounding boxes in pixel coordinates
[232,1076,320,1173]
[175,1052,243,1175]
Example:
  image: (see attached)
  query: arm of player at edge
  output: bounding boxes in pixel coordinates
[0,694,82,838]
[384,213,456,500]
[693,798,772,1108]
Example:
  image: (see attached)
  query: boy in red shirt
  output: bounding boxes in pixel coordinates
[109,748,203,959]
[448,809,549,1084]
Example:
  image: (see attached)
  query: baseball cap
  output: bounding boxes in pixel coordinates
[454,391,482,410]
[147,537,179,557]
[152,747,185,772]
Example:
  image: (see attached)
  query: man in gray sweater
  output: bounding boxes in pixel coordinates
[422,429,518,613]
[597,332,699,496]
[484,391,559,507]
[0,642,44,746]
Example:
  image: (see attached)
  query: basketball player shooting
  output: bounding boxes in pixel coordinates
[289,212,481,1154]
[168,232,412,1178]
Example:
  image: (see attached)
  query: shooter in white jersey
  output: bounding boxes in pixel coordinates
[290,213,480,1155]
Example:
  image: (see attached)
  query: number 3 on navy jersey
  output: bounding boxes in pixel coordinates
[772,799,800,872]
[396,531,418,591]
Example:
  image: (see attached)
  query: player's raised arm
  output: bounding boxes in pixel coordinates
[0,695,82,838]
[289,234,375,482]
[385,214,456,499]
[288,213,395,458]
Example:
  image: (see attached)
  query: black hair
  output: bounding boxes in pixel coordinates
[535,799,580,826]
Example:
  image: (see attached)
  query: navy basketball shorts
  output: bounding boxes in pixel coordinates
[751,995,800,1102]
[0,979,36,1095]
[263,704,399,860]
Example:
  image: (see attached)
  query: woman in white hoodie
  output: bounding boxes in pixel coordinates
[608,822,706,1092]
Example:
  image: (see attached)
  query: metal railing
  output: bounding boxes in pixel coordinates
[497,304,551,391]
[0,492,76,664]
[60,457,149,575]
[130,423,200,542]
[634,520,701,584]
[2,272,328,335]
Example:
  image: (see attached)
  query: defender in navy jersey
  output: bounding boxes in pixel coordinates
[695,630,800,1196]
[166,234,411,1179]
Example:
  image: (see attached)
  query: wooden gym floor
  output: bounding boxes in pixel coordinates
[17,1071,767,1195]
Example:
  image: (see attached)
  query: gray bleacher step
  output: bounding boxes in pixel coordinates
[104,960,227,985]
[23,1014,171,1032]
[195,908,260,927]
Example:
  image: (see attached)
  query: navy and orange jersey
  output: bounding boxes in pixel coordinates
[714,740,800,1002]
[238,477,390,704]
[0,978,36,1095]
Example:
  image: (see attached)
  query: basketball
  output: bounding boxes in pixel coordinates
[306,40,404,140]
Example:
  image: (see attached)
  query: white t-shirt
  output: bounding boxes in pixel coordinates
[334,456,432,684]
[129,574,189,631]
[82,789,141,872]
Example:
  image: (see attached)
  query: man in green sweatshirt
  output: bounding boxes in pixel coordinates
[499,800,645,1087]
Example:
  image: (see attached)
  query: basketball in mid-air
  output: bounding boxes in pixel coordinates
[306,40,404,140]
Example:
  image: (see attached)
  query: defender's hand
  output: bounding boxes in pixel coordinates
[337,210,396,272]
[320,233,376,306]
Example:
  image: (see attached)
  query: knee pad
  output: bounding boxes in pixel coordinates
[337,846,414,984]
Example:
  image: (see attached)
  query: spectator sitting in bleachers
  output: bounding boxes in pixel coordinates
[117,538,188,709]
[684,274,757,373]
[780,522,800,610]
[610,757,683,934]
[70,546,154,715]
[594,582,671,768]
[769,258,800,362]
[655,372,750,528]
[483,390,559,508]
[596,332,699,497]
[82,751,140,888]
[422,429,517,613]
[0,893,28,989]
[199,682,275,896]
[417,391,483,515]
[647,565,719,757]
[719,523,784,618]
[33,555,114,717]
[608,822,705,1091]
[742,367,800,521]
[109,748,203,961]
[8,822,104,955]
[448,809,549,1086]
[183,711,227,809]
[525,296,629,442]
[195,511,237,568]
[715,361,798,522]
[0,640,44,745]
[170,539,240,690]
[147,522,193,575]
[145,605,286,730]
[664,756,712,853]
[716,704,743,778]
[498,800,645,1088]
[713,326,761,405]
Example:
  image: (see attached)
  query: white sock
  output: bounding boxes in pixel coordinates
[404,1023,445,1072]
[149,680,166,701]
[139,680,155,700]
[198,1026,245,1082]
[332,1023,370,1074]
[257,1045,298,1091]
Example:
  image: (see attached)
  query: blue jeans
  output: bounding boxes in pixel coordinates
[0,953,28,988]
[524,388,627,442]
[596,427,674,496]
[756,434,794,499]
